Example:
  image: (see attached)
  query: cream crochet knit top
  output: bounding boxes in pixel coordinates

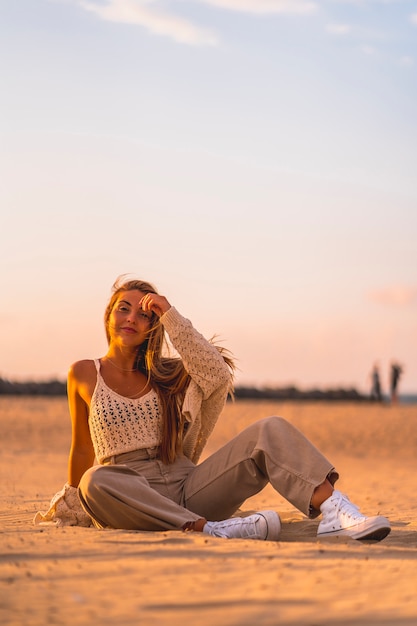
[89,361,162,463]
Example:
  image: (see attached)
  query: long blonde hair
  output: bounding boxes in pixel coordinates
[104,277,235,464]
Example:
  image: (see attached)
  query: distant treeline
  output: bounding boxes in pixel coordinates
[0,377,67,396]
[0,377,372,401]
[233,385,369,402]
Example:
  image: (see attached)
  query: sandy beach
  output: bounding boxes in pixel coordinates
[1,396,416,626]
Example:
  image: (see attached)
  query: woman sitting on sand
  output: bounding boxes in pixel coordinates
[36,277,390,542]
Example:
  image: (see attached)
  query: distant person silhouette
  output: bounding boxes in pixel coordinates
[370,364,382,402]
[390,361,403,405]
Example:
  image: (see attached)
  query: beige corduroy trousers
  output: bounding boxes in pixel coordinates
[78,416,338,531]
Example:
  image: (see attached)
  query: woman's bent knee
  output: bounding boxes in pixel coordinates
[256,415,290,434]
[79,465,106,499]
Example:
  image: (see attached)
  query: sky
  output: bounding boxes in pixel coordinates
[1,0,416,395]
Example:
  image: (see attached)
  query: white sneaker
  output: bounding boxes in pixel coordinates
[317,490,391,541]
[203,511,281,541]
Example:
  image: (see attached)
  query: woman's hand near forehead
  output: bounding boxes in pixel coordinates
[140,293,171,318]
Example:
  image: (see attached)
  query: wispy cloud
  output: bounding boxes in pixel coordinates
[368,285,417,307]
[197,0,318,15]
[325,23,351,35]
[332,0,408,4]
[411,12,417,25]
[360,44,377,55]
[399,55,414,67]
[77,0,218,45]
[75,0,318,45]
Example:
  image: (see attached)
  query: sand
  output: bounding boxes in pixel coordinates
[1,396,416,626]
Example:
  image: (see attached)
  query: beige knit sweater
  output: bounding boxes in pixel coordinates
[161,306,232,463]
[34,307,233,527]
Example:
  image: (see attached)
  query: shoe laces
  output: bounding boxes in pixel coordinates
[332,492,365,522]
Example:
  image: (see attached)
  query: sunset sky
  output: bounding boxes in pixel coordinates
[1,0,416,395]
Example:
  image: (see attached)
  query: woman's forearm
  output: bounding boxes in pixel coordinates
[68,447,95,487]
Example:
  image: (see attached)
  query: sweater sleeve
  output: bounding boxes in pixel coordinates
[160,307,233,462]
[160,307,232,399]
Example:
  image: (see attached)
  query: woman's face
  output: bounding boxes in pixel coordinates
[108,290,153,348]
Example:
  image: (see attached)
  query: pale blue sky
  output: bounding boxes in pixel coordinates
[1,0,416,394]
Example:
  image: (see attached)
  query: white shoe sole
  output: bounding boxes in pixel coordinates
[258,510,282,541]
[317,516,391,542]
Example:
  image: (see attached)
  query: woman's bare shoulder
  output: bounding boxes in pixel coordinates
[68,359,97,382]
